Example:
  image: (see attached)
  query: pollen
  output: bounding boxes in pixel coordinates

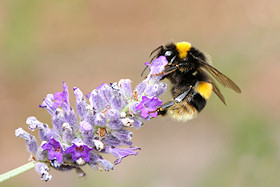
[56,147,61,152]
[98,127,107,139]
[176,41,192,59]
[76,146,84,152]
[196,81,212,100]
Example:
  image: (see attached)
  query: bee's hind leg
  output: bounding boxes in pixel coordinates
[156,86,193,116]
[157,101,175,116]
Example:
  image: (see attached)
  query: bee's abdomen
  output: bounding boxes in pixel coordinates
[167,102,198,121]
[195,81,212,100]
[190,81,213,112]
[189,93,207,112]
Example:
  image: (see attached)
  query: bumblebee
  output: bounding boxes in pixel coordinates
[146,41,241,121]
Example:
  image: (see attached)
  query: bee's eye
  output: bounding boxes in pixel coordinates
[165,50,173,56]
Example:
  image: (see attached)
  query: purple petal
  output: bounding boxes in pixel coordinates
[144,83,167,98]
[15,128,38,155]
[65,145,76,154]
[149,56,168,75]
[141,95,149,102]
[26,117,54,141]
[73,87,87,118]
[64,108,78,129]
[102,135,122,147]
[131,118,143,128]
[129,101,141,114]
[93,112,107,126]
[80,121,94,146]
[106,109,119,121]
[110,91,126,110]
[97,83,114,104]
[96,156,114,171]
[26,116,42,131]
[52,109,65,133]
[42,138,63,163]
[135,102,143,111]
[39,94,55,115]
[106,146,141,165]
[135,81,147,96]
[62,122,74,143]
[80,121,93,132]
[89,89,107,112]
[65,143,93,162]
[152,97,163,106]
[149,111,158,118]
[53,82,70,111]
[108,120,123,130]
[118,79,132,100]
[110,82,120,91]
[111,129,132,142]
[35,162,52,181]
[135,96,162,119]
[73,87,83,102]
[141,109,149,118]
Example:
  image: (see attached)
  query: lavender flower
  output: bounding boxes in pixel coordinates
[135,96,162,118]
[106,146,141,165]
[41,138,63,163]
[35,162,52,181]
[15,56,168,181]
[65,142,93,162]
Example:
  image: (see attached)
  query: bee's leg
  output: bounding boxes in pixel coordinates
[157,101,175,116]
[164,66,178,74]
[150,65,178,77]
[174,86,192,103]
[169,56,177,64]
[156,86,193,115]
[151,62,190,77]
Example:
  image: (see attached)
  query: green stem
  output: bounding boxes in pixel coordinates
[0,162,35,183]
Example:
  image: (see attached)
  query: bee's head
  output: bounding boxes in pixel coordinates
[176,42,192,59]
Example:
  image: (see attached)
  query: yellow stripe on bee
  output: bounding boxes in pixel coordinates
[196,81,212,100]
[176,41,192,59]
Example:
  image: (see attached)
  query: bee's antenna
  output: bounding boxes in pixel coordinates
[141,45,163,77]
[150,45,163,57]
[141,66,148,77]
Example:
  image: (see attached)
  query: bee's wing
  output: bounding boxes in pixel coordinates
[196,58,241,93]
[197,68,227,105]
[208,75,227,105]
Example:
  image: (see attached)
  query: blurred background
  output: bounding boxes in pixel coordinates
[1,0,280,186]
